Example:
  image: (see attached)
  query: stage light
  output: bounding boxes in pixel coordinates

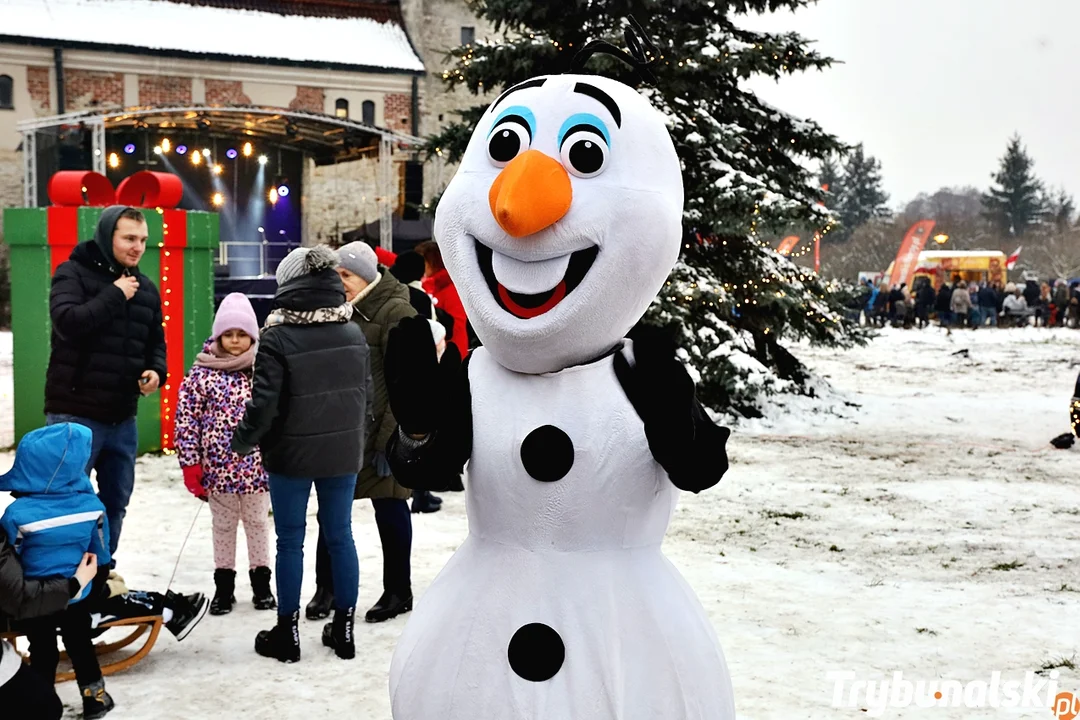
[269,187,278,205]
[243,142,253,157]
[277,185,290,197]
[123,144,136,155]
[108,153,120,169]
[176,145,188,155]
[226,148,238,160]
[201,148,211,158]
[161,138,171,153]
[153,146,163,155]
[191,151,202,166]
[258,155,268,165]
[211,192,224,207]
[257,227,265,233]
[213,164,223,175]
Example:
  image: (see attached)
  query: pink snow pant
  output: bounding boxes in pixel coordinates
[209,493,271,570]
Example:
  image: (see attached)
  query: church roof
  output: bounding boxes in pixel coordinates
[1,0,425,74]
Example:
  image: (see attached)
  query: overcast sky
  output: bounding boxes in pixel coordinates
[740,0,1078,210]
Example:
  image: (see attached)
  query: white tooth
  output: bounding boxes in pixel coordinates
[491,251,571,294]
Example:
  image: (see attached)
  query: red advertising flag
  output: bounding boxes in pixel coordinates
[888,220,936,288]
[776,236,800,255]
[1006,246,1022,270]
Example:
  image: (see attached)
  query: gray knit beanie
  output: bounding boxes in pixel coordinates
[336,242,379,283]
[275,245,339,286]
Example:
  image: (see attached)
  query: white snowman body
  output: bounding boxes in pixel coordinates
[388,72,735,718]
[389,349,734,718]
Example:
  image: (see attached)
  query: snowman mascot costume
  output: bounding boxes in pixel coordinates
[385,30,735,720]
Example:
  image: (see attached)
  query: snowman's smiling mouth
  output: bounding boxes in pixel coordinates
[475,240,598,319]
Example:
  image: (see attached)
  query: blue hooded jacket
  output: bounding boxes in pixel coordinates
[0,423,111,603]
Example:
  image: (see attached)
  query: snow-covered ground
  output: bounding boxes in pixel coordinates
[2,327,1079,719]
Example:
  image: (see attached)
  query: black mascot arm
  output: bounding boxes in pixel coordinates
[385,316,472,491]
[614,325,731,493]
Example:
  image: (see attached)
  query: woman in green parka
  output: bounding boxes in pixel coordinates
[308,242,418,624]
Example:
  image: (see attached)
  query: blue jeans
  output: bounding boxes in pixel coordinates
[267,473,359,616]
[315,498,412,596]
[982,306,998,327]
[46,414,137,560]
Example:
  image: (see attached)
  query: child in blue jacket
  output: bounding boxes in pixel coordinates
[0,423,115,718]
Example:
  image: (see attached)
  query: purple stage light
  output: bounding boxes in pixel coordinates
[176,145,188,155]
[226,148,238,159]
[123,144,136,155]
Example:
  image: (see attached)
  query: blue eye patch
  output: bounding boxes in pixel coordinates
[558,113,610,146]
[492,106,537,140]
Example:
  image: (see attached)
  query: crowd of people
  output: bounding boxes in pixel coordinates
[854,275,1080,329]
[0,206,474,718]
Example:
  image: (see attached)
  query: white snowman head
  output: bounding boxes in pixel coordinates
[434,74,684,374]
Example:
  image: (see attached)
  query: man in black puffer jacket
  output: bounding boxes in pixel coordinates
[45,206,166,559]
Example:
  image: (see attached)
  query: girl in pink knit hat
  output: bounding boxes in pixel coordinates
[174,292,275,615]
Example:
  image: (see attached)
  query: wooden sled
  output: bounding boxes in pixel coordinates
[2,615,164,683]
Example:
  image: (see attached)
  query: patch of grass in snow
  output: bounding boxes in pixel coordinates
[1057,583,1079,593]
[1053,507,1080,516]
[990,560,1025,572]
[866,577,885,588]
[915,628,938,636]
[1038,655,1077,675]
[761,509,807,520]
[829,545,843,552]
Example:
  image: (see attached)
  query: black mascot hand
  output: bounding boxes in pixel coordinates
[615,324,731,491]
[614,325,694,463]
[386,315,462,437]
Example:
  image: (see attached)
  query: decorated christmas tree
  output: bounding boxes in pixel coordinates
[430,1,864,418]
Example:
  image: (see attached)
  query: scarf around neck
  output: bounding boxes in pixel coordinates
[195,341,257,372]
[263,302,354,331]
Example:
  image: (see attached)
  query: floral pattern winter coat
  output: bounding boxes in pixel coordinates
[175,342,268,495]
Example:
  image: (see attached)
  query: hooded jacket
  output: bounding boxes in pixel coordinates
[232,269,371,478]
[0,423,110,603]
[45,206,167,423]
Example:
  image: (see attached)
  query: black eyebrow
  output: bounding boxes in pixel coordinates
[491,78,547,111]
[573,82,621,127]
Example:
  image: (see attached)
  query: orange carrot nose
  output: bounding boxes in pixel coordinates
[488,150,572,238]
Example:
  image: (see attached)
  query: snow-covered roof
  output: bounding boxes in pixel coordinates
[918,251,1006,259]
[0,0,426,73]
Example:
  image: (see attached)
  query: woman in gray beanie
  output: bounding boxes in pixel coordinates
[306,241,419,624]
[232,245,370,662]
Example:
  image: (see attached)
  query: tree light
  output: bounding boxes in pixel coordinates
[934,233,949,245]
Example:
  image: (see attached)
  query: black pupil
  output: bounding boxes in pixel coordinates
[489,128,521,163]
[569,139,604,174]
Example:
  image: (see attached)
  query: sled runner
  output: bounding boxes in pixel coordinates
[1,614,164,682]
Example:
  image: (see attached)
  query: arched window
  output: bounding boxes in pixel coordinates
[0,75,13,110]
[361,100,375,125]
[335,98,349,119]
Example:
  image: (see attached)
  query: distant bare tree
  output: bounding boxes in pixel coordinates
[1030,227,1080,280]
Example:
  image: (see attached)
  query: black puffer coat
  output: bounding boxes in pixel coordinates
[45,206,167,423]
[232,269,370,479]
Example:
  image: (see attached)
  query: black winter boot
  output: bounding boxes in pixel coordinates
[210,569,236,616]
[365,591,413,623]
[305,585,334,620]
[80,678,115,719]
[249,567,277,610]
[255,611,300,663]
[165,591,210,641]
[321,607,356,660]
[411,490,442,514]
